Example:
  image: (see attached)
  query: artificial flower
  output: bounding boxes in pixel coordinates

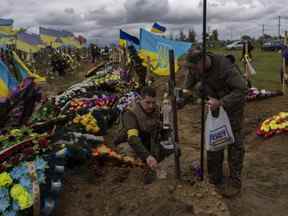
[0,173,13,187]
[0,188,10,213]
[10,184,33,210]
[2,209,17,216]
[10,165,28,180]
[19,177,32,193]
[35,157,48,171]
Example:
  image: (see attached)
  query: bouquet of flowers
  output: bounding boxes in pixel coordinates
[30,100,59,124]
[67,95,117,113]
[0,157,48,216]
[0,127,50,172]
[72,112,101,135]
[0,128,37,152]
[116,91,140,112]
[256,112,288,138]
[247,87,283,101]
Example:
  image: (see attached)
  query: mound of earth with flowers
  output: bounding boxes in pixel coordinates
[2,58,288,216]
[50,66,288,216]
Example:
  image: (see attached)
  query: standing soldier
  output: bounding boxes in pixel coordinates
[128,46,147,88]
[90,43,97,63]
[183,48,248,197]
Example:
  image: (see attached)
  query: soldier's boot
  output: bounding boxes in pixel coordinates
[225,133,244,198]
[220,177,241,198]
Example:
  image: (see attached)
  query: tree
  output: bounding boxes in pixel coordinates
[263,34,272,40]
[210,29,218,41]
[258,34,273,44]
[241,35,252,41]
[187,29,196,42]
[179,30,186,41]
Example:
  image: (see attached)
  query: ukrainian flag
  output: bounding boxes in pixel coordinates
[0,35,15,45]
[12,51,46,82]
[40,27,62,47]
[151,22,166,33]
[0,59,18,97]
[61,36,82,48]
[0,18,15,36]
[40,27,82,48]
[60,30,82,48]
[139,28,192,76]
[51,37,63,48]
[16,32,43,53]
[119,29,140,48]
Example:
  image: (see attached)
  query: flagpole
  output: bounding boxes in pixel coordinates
[200,0,207,181]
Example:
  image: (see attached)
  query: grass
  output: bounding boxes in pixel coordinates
[209,48,283,90]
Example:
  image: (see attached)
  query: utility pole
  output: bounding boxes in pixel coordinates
[279,16,281,39]
[262,24,265,37]
[201,0,207,181]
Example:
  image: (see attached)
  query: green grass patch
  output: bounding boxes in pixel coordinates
[209,48,283,90]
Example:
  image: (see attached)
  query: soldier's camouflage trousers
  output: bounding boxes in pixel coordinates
[207,130,245,186]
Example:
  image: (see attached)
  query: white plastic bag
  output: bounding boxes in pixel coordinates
[205,106,235,151]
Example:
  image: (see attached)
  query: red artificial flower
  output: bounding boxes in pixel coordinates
[0,164,6,172]
[9,154,21,166]
[21,147,35,156]
[39,138,49,148]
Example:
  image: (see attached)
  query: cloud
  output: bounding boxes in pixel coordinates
[1,0,288,44]
[36,8,83,26]
[124,0,169,23]
[85,6,126,26]
[0,2,13,16]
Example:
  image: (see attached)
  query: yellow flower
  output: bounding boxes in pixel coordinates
[262,126,269,132]
[80,119,88,125]
[0,135,6,142]
[0,172,13,187]
[10,184,33,209]
[85,125,93,132]
[72,118,79,124]
[10,129,22,136]
[92,127,100,134]
[17,194,33,209]
[279,112,288,118]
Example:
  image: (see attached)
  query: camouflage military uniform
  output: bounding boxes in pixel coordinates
[120,101,168,162]
[184,53,248,187]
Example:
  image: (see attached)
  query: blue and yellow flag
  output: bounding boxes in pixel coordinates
[12,51,46,82]
[0,35,15,45]
[139,28,192,76]
[151,22,166,33]
[16,32,44,53]
[0,59,18,97]
[40,27,81,48]
[60,30,81,48]
[119,29,140,48]
[0,18,15,36]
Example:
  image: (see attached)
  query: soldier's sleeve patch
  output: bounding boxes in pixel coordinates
[127,129,139,138]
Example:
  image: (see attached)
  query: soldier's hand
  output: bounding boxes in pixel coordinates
[207,97,223,111]
[146,155,158,170]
